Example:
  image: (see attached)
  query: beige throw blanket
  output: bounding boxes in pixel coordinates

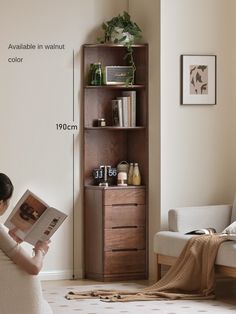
[66,235,227,302]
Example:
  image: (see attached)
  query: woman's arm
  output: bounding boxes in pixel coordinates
[10,240,50,275]
[1,226,50,275]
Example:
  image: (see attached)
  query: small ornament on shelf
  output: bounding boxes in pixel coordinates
[90,62,103,86]
[117,161,129,174]
[116,161,129,186]
[92,165,117,186]
[127,162,134,185]
[97,118,106,127]
[132,162,141,186]
[117,171,128,186]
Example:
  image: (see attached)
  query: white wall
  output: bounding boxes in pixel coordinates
[232,1,236,191]
[0,0,128,280]
[160,0,236,227]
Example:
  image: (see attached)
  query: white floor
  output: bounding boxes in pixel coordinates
[42,278,236,314]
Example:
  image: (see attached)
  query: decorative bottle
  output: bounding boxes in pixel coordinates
[91,62,102,86]
[88,63,94,85]
[132,163,141,186]
[127,163,134,185]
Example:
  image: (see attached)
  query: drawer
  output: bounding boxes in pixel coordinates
[104,188,145,205]
[104,250,146,274]
[104,228,145,251]
[104,204,145,228]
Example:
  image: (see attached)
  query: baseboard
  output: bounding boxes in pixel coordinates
[39,268,83,281]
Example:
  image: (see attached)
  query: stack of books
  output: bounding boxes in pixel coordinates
[112,91,136,127]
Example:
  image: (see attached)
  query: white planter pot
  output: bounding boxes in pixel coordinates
[110,27,134,44]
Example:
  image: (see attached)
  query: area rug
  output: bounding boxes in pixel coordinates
[43,282,236,314]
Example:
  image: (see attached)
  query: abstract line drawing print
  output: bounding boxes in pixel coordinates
[190,65,208,95]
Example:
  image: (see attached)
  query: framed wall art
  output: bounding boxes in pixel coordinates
[181,54,217,105]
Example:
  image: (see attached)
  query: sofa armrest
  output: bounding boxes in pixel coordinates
[168,204,232,233]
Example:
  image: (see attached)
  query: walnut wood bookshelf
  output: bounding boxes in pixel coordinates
[83,44,148,281]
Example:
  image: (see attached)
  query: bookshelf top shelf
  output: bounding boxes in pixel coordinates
[85,185,146,190]
[84,84,145,89]
[83,43,148,48]
[84,126,146,131]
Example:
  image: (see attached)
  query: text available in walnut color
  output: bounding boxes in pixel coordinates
[83,44,148,281]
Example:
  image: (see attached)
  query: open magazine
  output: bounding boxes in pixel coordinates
[185,228,236,241]
[185,228,216,235]
[4,190,67,245]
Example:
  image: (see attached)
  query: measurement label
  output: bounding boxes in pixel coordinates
[56,123,78,131]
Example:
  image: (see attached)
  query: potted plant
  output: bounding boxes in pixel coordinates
[98,11,142,85]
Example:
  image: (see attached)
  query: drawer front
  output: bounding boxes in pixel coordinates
[104,250,146,274]
[104,188,145,205]
[104,228,145,251]
[104,205,145,228]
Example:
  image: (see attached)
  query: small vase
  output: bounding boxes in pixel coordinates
[110,27,134,44]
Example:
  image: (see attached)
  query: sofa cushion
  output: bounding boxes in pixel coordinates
[168,205,232,233]
[216,240,236,267]
[154,231,236,268]
[153,231,193,257]
[222,221,236,234]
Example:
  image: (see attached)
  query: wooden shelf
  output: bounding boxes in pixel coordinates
[83,43,148,48]
[85,185,146,190]
[84,84,145,89]
[84,126,146,130]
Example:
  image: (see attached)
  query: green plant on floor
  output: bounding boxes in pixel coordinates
[98,11,142,85]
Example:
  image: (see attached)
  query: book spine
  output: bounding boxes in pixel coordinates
[117,97,129,127]
[111,99,123,126]
[122,91,136,127]
[122,97,129,127]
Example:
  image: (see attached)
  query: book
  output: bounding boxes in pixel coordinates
[112,99,123,126]
[117,96,130,127]
[122,90,136,127]
[4,190,67,245]
[185,228,216,235]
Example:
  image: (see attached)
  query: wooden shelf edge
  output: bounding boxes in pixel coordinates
[83,43,148,48]
[84,84,145,89]
[85,185,146,190]
[84,126,146,130]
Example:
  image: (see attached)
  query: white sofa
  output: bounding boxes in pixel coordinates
[154,201,236,280]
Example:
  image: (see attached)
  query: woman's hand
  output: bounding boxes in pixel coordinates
[33,240,51,257]
[8,228,23,244]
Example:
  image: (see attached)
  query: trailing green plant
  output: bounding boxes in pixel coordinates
[99,11,142,44]
[98,11,142,85]
[123,44,136,85]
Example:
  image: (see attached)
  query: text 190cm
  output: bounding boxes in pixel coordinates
[56,123,78,131]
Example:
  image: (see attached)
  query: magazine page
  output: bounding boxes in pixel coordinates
[4,189,67,245]
[4,190,49,241]
[24,207,67,245]
[185,228,216,235]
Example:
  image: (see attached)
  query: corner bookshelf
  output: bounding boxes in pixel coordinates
[83,43,148,281]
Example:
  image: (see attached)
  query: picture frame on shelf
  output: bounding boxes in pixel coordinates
[180,54,216,105]
[104,66,133,85]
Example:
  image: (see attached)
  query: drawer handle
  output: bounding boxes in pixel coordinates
[112,226,138,229]
[111,203,138,207]
[111,248,138,252]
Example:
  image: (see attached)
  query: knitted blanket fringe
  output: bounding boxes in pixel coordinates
[66,234,227,302]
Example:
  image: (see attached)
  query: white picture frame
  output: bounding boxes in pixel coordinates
[181,55,217,105]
